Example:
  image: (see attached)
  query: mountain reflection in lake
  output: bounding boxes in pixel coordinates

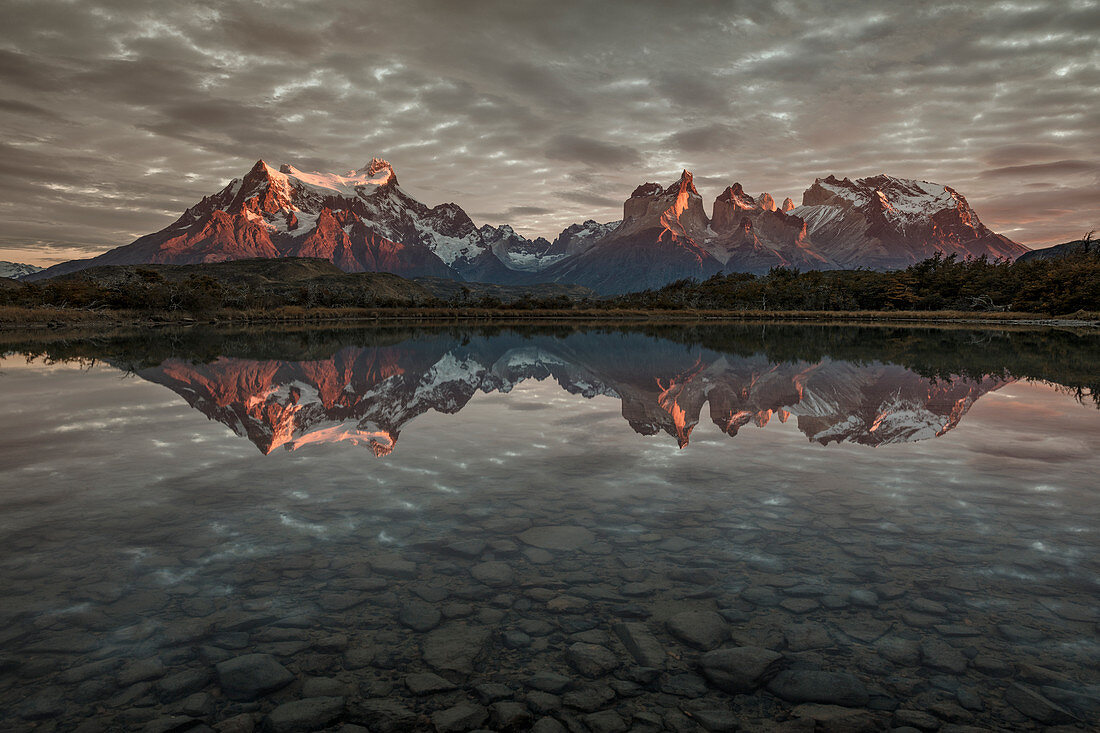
[0,323,1097,732]
[134,332,1011,455]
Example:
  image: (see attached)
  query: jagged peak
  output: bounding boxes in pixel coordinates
[480,223,519,238]
[655,169,707,243]
[717,183,747,199]
[715,183,759,211]
[630,182,664,198]
[556,219,618,238]
[629,170,699,200]
[673,169,699,197]
[361,157,397,185]
[275,158,398,196]
[801,173,994,231]
[781,197,795,212]
[235,160,289,201]
[244,159,282,181]
[363,157,391,174]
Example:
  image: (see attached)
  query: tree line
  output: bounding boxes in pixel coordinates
[616,248,1100,315]
[3,247,1098,316]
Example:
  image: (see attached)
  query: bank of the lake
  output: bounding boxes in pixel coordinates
[1,305,1098,333]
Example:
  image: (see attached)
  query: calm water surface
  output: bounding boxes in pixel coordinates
[0,324,1098,732]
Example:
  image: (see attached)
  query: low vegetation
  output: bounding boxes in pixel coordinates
[619,249,1100,315]
[1,249,1098,325]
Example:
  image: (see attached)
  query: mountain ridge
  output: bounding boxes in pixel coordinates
[25,158,1029,293]
[1016,236,1096,262]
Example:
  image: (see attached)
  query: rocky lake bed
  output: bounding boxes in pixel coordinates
[3,487,1098,733]
[1,326,1098,731]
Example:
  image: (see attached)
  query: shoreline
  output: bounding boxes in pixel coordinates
[1,305,1098,332]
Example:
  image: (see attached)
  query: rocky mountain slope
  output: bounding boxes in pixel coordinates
[26,159,1028,293]
[25,158,608,287]
[537,171,1027,292]
[791,174,1028,268]
[539,172,724,294]
[704,183,833,272]
[543,220,620,258]
[480,225,557,273]
[28,159,468,281]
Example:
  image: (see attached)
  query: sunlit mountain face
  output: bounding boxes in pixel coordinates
[24,161,1028,294]
[118,330,1014,456]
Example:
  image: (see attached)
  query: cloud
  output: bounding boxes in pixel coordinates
[470,205,557,225]
[545,135,642,168]
[505,205,555,216]
[0,49,69,91]
[555,191,623,208]
[0,0,1096,263]
[980,160,1098,178]
[664,124,741,154]
[0,99,66,120]
[979,144,1078,167]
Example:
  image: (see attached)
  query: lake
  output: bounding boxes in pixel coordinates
[1,322,1097,732]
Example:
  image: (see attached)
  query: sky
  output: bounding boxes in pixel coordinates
[0,0,1097,266]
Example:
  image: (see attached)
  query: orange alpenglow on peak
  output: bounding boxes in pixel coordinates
[659,170,703,243]
[363,157,397,185]
[615,169,710,247]
[711,183,766,232]
[22,158,1028,294]
[675,169,699,196]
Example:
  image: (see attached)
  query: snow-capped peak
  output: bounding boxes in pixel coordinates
[277,159,396,196]
[788,172,1024,269]
[804,173,962,221]
[362,157,396,182]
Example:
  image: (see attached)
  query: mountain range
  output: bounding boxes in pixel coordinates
[122,331,1008,456]
[26,158,1029,293]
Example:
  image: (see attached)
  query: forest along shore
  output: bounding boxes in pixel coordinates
[2,248,1098,330]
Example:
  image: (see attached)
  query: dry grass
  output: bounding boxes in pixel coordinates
[0,306,125,324]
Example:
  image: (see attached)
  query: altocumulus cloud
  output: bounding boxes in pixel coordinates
[0,0,1096,264]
